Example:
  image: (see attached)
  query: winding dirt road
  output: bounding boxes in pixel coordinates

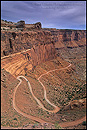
[13,63,86,126]
[13,76,46,124]
[38,64,71,112]
[2,62,86,129]
[13,63,72,124]
[59,116,86,128]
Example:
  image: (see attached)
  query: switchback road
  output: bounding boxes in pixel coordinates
[2,63,86,129]
[13,64,71,123]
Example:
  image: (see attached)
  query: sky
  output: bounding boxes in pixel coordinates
[1,1,86,30]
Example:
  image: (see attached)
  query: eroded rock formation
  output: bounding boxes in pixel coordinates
[31,42,56,68]
[1,29,86,56]
[1,20,42,31]
[16,20,25,28]
[63,98,86,110]
[1,23,86,70]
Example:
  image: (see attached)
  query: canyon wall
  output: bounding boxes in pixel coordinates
[1,29,86,56]
[45,29,86,48]
[31,43,56,68]
[1,43,56,76]
[1,30,53,56]
[1,29,86,70]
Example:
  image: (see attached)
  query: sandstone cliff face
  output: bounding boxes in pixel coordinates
[1,30,53,56]
[1,30,56,70]
[1,29,86,70]
[49,29,86,48]
[1,43,56,76]
[1,29,86,56]
[31,43,56,68]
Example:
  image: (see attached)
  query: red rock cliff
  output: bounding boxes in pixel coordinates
[31,42,56,68]
[1,29,86,69]
[47,29,86,48]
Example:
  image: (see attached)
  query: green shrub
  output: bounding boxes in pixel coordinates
[82,121,86,125]
[13,118,17,121]
[6,122,10,126]
[10,26,12,29]
[25,73,27,76]
[47,111,49,114]
[3,28,5,30]
[43,98,45,101]
[68,95,72,100]
[54,123,62,129]
[5,20,7,22]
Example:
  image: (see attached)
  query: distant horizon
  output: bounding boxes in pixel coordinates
[1,1,86,30]
[1,18,86,31]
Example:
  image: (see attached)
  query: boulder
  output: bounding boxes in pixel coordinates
[62,118,67,122]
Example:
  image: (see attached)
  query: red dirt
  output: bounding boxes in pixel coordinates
[59,116,86,128]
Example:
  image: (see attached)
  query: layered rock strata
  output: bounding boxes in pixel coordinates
[1,29,86,71]
[1,29,86,56]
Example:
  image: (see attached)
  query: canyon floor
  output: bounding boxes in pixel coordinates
[1,45,86,129]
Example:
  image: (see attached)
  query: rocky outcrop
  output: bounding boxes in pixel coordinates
[1,30,56,71]
[1,28,86,70]
[25,22,41,30]
[34,22,42,29]
[63,98,86,110]
[49,29,86,48]
[16,20,25,28]
[1,20,42,30]
[1,20,16,29]
[1,29,86,56]
[16,21,41,30]
[1,30,53,56]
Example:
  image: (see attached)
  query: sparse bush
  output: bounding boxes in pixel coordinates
[25,73,27,76]
[3,28,5,30]
[32,124,35,128]
[43,98,45,101]
[54,123,62,129]
[13,118,17,121]
[6,122,10,126]
[71,92,74,96]
[10,26,12,29]
[75,84,79,87]
[5,20,7,22]
[82,121,86,125]
[68,95,72,100]
[47,111,49,114]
